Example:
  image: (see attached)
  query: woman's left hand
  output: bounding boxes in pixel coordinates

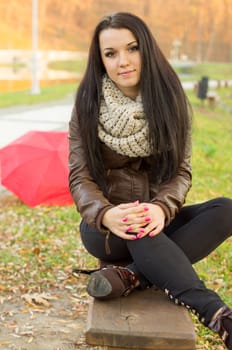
[119,202,165,238]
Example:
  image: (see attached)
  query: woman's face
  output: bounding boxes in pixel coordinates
[99,28,142,99]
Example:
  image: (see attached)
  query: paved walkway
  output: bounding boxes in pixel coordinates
[0,100,73,148]
[0,98,74,196]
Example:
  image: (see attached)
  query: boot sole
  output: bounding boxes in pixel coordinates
[87,271,112,298]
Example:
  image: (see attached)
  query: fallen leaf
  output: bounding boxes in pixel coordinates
[21,292,57,307]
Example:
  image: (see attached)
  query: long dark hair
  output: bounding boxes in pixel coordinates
[75,12,192,190]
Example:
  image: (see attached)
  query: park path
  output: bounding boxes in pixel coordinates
[0,99,73,148]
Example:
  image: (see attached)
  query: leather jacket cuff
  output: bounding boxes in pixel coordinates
[96,204,115,233]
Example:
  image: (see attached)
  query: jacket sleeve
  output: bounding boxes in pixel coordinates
[151,133,192,225]
[68,107,114,232]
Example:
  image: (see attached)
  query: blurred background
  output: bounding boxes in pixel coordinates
[0,0,232,98]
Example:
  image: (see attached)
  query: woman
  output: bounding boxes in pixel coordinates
[69,12,232,349]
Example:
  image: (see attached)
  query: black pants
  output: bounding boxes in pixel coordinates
[80,197,232,326]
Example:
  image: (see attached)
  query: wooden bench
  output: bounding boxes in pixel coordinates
[85,261,196,350]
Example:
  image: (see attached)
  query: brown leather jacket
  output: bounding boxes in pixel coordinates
[69,107,192,233]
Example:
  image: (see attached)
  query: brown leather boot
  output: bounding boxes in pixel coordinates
[208,306,232,349]
[86,265,139,300]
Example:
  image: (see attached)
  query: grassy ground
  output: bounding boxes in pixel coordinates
[47,59,87,73]
[0,82,78,108]
[187,89,232,202]
[175,62,232,81]
[0,91,231,349]
[184,90,232,348]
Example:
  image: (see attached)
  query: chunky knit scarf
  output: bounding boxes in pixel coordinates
[98,75,152,158]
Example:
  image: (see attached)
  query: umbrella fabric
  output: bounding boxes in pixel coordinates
[0,130,73,206]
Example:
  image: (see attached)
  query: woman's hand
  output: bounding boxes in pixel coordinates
[136,203,166,237]
[102,201,141,240]
[102,201,165,240]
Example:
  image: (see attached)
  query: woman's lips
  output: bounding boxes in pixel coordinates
[118,70,135,76]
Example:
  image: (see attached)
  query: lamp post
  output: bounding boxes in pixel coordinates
[31,0,40,94]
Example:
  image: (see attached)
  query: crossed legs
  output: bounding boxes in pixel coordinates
[80,197,232,326]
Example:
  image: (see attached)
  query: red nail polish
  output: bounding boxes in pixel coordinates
[126,226,132,232]
[131,236,137,240]
[144,207,149,211]
[140,229,145,233]
[122,217,128,222]
[149,232,155,237]
[145,217,151,222]
[137,233,142,239]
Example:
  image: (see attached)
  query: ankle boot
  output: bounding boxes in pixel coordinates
[86,265,139,300]
[208,306,232,349]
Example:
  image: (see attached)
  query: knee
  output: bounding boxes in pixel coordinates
[214,197,232,230]
[216,197,232,215]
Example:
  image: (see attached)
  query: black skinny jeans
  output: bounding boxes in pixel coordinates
[80,197,232,326]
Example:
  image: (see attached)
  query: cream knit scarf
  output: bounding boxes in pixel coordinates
[98,75,152,157]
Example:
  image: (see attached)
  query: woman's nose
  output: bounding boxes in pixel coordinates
[119,52,129,66]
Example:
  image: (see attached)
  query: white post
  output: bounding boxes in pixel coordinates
[31,0,40,94]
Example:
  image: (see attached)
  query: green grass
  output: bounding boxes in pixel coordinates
[187,91,232,202]
[193,62,232,80]
[183,90,232,348]
[174,62,232,81]
[0,62,25,68]
[0,58,86,108]
[48,59,87,73]
[0,82,78,108]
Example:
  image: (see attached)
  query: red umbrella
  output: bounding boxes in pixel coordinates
[0,130,73,207]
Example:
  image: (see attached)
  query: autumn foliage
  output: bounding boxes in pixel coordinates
[1,0,232,62]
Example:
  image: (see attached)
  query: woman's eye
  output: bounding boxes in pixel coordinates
[105,51,115,58]
[129,45,139,52]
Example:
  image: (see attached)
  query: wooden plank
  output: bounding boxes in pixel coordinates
[86,287,196,350]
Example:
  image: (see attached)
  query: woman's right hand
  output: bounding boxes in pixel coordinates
[102,201,149,240]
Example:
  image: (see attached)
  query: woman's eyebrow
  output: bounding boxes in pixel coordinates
[127,40,137,46]
[103,40,137,51]
[103,47,114,51]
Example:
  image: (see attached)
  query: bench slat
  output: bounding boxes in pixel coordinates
[86,287,196,350]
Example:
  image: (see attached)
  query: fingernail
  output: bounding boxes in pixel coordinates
[122,217,128,222]
[126,226,132,232]
[131,236,137,240]
[140,229,145,233]
[149,232,155,237]
[144,207,149,211]
[134,200,139,205]
[137,233,142,239]
[145,217,151,222]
